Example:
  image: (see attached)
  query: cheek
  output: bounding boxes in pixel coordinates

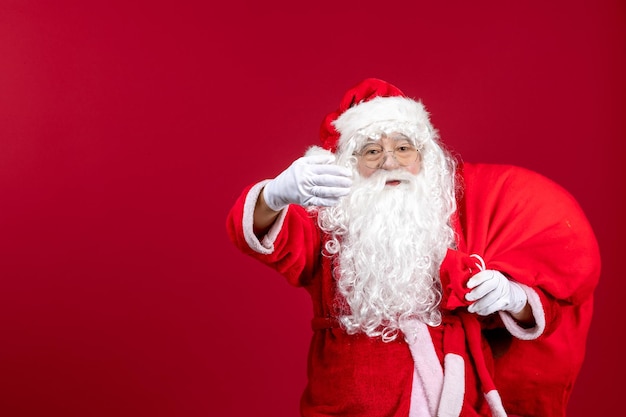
[407,160,422,175]
[357,161,376,178]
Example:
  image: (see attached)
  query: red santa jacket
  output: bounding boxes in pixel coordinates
[226,162,601,417]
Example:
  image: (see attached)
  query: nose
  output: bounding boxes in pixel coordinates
[379,150,400,170]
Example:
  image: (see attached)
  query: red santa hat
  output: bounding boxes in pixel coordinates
[319,78,435,153]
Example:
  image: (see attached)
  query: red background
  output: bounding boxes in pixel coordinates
[1,1,624,416]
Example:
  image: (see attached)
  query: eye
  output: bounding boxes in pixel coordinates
[396,145,414,153]
[362,146,382,155]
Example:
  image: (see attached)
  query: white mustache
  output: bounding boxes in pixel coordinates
[355,169,418,191]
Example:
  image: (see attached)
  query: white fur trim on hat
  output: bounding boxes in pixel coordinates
[332,96,433,153]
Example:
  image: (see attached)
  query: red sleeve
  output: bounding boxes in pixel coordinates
[225,182,323,287]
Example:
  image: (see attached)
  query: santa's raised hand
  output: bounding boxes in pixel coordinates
[263,154,352,211]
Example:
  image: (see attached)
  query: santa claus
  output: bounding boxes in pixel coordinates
[226,78,600,417]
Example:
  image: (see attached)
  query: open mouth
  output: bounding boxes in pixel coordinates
[385,179,402,186]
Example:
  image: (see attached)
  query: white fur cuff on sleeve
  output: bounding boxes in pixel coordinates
[242,180,288,255]
[498,284,545,340]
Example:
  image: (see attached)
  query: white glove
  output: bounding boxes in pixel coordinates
[263,154,353,211]
[465,270,527,316]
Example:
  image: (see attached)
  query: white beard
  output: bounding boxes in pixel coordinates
[317,168,456,341]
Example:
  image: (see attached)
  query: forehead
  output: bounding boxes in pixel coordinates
[362,132,412,144]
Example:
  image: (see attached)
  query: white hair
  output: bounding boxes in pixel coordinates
[315,123,458,342]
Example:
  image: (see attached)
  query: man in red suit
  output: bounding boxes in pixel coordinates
[226,78,600,416]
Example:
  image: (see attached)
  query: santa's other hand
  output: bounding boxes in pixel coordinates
[465,270,527,316]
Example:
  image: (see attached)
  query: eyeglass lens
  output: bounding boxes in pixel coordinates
[359,143,419,169]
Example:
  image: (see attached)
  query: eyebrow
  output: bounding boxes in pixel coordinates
[363,133,411,142]
[387,133,411,141]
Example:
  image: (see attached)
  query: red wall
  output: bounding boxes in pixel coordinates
[1,1,624,416]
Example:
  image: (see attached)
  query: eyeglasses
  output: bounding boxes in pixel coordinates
[355,142,420,169]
